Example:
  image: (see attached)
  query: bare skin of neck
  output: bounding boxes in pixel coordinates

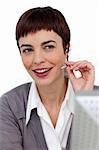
[37,78,68,128]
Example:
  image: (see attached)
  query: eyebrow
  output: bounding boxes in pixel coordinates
[20,40,56,48]
[20,44,33,48]
[41,40,56,46]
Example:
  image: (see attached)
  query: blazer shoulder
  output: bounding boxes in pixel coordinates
[0,82,32,119]
[0,82,31,100]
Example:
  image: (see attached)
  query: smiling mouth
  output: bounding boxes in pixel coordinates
[32,68,52,77]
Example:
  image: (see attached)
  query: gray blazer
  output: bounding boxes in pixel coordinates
[0,83,72,150]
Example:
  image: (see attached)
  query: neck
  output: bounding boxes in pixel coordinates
[36,77,68,108]
[36,77,68,128]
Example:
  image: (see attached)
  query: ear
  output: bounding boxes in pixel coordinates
[66,42,70,51]
[64,52,68,61]
[65,42,70,61]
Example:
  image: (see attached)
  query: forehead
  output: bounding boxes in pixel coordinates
[19,29,63,46]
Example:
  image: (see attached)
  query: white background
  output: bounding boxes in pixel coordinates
[0,0,98,96]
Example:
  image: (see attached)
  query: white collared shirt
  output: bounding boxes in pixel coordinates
[26,80,75,150]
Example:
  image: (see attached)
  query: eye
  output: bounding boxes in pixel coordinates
[44,45,55,51]
[22,48,33,54]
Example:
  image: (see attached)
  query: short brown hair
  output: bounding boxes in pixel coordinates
[16,6,70,52]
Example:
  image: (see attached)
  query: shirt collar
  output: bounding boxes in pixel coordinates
[25,80,75,125]
[25,80,41,125]
[67,80,75,114]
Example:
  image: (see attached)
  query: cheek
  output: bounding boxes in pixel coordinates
[49,53,65,65]
[21,56,33,70]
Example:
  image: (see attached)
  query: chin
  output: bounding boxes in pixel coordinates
[30,70,62,87]
[36,79,53,87]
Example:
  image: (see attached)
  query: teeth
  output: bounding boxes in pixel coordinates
[35,69,49,73]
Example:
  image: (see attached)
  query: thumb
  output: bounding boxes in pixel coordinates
[66,66,76,82]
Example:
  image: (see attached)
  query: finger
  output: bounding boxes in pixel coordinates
[66,66,76,81]
[70,61,94,71]
[65,61,75,66]
[72,63,90,71]
[66,61,89,69]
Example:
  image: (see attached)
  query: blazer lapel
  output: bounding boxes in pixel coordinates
[66,115,73,150]
[29,108,48,150]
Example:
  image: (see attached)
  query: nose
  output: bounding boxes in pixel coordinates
[33,51,45,65]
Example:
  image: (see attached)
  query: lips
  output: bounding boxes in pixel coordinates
[32,68,52,77]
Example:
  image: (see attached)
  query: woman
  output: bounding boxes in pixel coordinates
[0,6,95,150]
